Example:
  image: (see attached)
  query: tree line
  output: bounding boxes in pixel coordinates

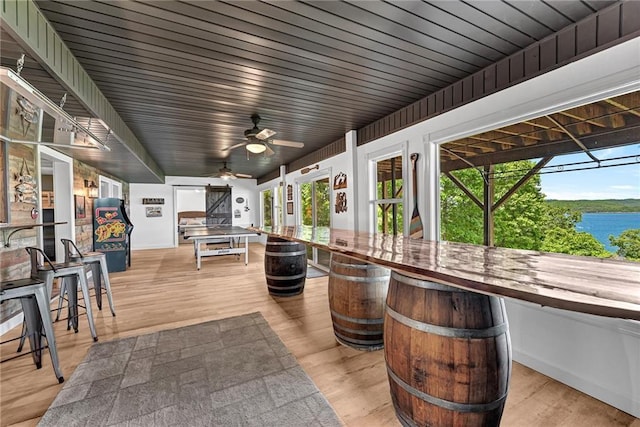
[546,199,640,213]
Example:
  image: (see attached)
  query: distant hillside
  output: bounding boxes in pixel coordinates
[546,199,640,213]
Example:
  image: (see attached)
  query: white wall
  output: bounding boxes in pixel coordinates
[506,300,640,417]
[130,176,260,250]
[176,188,206,212]
[129,183,175,250]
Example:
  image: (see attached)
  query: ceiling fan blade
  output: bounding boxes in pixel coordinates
[235,173,252,178]
[256,128,276,140]
[224,142,247,152]
[271,139,304,148]
[264,144,275,157]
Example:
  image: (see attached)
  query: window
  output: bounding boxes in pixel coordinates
[373,155,404,235]
[298,176,331,269]
[98,175,122,198]
[261,189,273,227]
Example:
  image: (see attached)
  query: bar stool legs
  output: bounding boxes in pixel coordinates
[57,274,98,341]
[24,247,98,342]
[60,239,116,317]
[1,278,64,383]
[89,256,116,315]
[33,283,65,382]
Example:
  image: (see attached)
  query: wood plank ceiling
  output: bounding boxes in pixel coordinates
[0,0,625,182]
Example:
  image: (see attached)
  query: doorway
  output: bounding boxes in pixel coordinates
[38,146,74,262]
[299,175,331,270]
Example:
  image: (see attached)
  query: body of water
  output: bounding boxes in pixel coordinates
[576,212,640,252]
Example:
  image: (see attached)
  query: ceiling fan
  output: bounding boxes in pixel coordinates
[225,114,304,156]
[209,162,252,180]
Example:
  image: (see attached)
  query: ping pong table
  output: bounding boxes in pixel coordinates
[183,225,260,270]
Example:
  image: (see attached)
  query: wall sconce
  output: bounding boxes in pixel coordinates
[84,179,99,198]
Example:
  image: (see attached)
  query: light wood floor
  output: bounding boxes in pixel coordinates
[1,244,638,427]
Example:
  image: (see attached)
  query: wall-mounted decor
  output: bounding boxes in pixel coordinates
[333,172,347,190]
[287,184,293,201]
[301,164,319,174]
[235,197,245,204]
[14,158,38,204]
[335,192,347,214]
[142,198,164,205]
[75,195,86,219]
[286,201,294,215]
[145,206,162,217]
[234,209,241,218]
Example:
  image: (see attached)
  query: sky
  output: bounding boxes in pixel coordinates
[539,144,640,200]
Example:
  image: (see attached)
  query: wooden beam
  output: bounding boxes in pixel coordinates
[443,171,483,209]
[483,165,495,247]
[492,157,554,211]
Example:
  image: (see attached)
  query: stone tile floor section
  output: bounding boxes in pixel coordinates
[39,312,343,426]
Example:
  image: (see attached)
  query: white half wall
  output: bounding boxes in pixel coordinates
[506,300,640,417]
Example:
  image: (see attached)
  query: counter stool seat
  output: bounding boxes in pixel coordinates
[1,277,64,383]
[59,239,115,318]
[25,247,98,342]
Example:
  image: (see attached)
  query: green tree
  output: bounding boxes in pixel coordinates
[541,228,610,257]
[441,161,547,250]
[610,229,640,261]
[440,161,616,258]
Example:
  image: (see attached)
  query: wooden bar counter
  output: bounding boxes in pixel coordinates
[252,226,640,321]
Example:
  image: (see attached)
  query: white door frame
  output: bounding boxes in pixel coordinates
[38,146,74,262]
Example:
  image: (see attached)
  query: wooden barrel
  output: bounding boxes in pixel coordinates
[384,271,511,427]
[328,254,390,351]
[264,236,307,297]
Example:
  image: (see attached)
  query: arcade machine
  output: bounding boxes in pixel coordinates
[93,198,134,272]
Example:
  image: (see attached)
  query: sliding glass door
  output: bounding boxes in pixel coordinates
[299,176,331,270]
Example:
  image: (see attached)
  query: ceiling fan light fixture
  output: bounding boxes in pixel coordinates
[246,142,266,153]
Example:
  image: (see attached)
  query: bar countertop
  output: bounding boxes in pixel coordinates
[252,226,640,321]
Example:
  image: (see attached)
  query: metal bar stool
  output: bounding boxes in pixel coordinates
[58,239,116,318]
[1,278,64,383]
[25,247,98,342]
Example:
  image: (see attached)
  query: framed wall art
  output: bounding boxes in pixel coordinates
[74,195,86,219]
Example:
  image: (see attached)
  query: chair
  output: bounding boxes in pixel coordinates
[1,278,64,383]
[24,247,98,342]
[58,239,115,318]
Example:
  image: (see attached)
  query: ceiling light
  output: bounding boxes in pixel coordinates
[246,143,266,154]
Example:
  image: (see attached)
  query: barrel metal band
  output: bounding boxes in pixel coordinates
[265,250,307,257]
[333,323,383,336]
[331,309,384,324]
[334,330,384,345]
[331,261,388,270]
[386,306,507,338]
[390,271,460,292]
[266,241,302,246]
[267,283,304,290]
[329,272,390,282]
[266,273,306,280]
[386,367,507,413]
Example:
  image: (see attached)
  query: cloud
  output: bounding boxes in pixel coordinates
[610,185,636,190]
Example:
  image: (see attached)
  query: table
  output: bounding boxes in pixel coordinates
[183,225,260,270]
[251,226,640,320]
